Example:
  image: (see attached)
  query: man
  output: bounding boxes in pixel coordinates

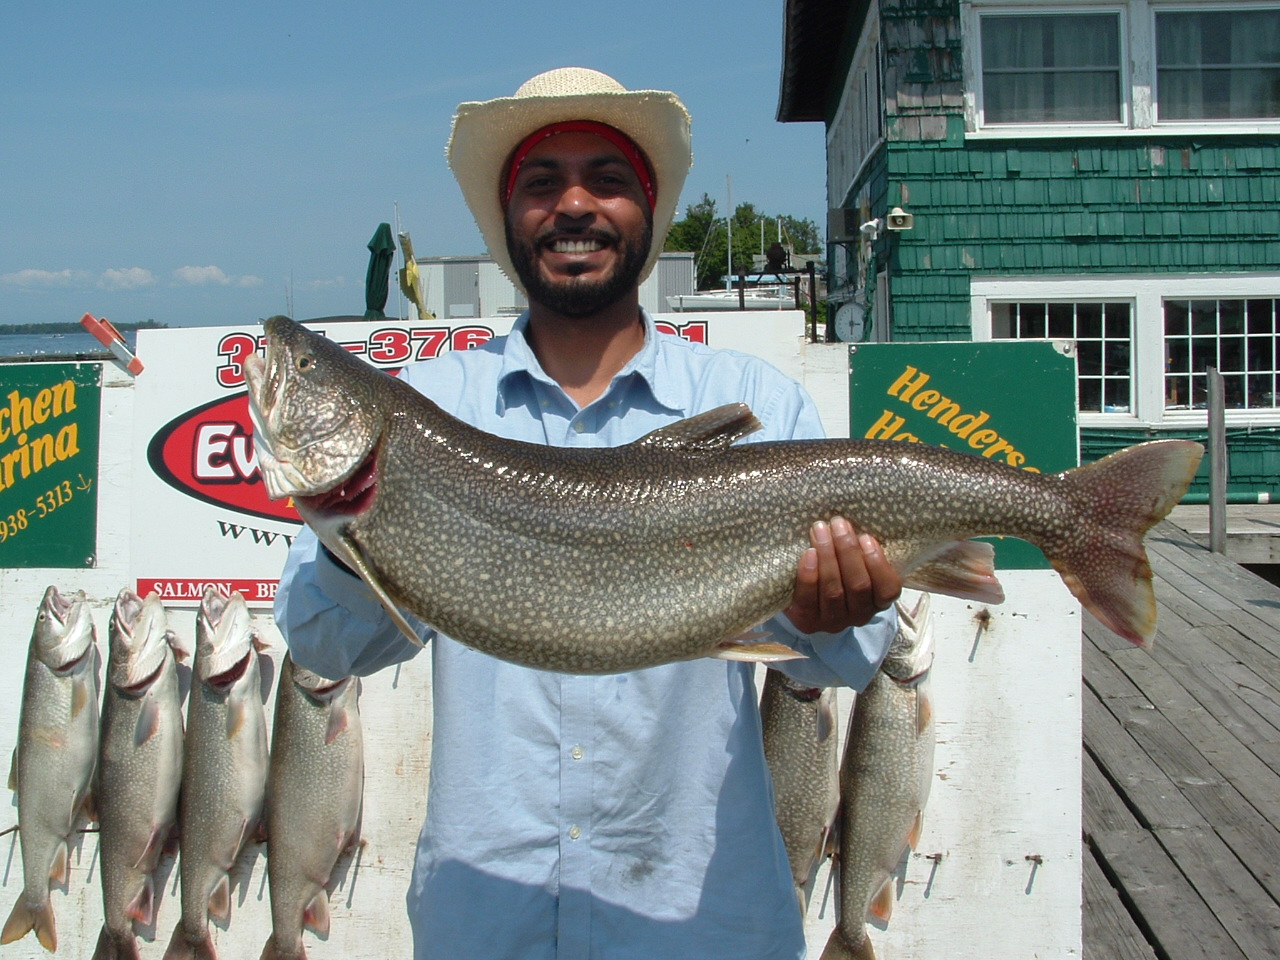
[275,67,902,959]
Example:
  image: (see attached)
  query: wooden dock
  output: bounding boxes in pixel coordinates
[1083,517,1280,960]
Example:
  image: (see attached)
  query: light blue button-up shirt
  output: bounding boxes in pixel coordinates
[275,311,895,960]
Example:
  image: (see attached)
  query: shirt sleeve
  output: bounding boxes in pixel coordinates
[273,526,430,680]
[747,371,896,693]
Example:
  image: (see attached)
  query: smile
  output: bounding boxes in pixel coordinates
[549,238,607,254]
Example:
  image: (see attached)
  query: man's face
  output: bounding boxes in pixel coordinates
[504,131,654,318]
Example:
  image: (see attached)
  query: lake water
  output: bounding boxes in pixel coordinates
[0,331,137,360]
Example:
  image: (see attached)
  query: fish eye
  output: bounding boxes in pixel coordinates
[296,354,314,371]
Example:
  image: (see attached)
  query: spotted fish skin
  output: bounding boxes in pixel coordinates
[245,315,1202,674]
[2,586,99,953]
[164,589,269,960]
[822,594,936,960]
[94,590,184,960]
[260,654,363,960]
[761,670,839,913]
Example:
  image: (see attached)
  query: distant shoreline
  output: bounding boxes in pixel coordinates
[0,320,168,335]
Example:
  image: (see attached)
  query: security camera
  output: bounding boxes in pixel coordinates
[885,207,914,231]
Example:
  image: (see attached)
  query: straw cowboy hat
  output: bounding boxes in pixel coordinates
[447,67,692,290]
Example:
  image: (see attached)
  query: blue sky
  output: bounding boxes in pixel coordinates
[1,1,828,327]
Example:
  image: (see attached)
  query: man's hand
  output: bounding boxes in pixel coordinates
[784,516,902,633]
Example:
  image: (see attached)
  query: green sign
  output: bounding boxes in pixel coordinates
[849,341,1078,569]
[0,363,101,568]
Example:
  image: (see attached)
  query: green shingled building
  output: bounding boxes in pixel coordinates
[778,0,1280,497]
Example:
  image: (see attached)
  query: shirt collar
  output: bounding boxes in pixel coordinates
[495,308,684,415]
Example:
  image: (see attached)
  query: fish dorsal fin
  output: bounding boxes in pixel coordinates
[633,403,762,455]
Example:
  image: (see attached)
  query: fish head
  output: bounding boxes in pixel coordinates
[881,592,936,683]
[286,654,355,706]
[243,315,384,503]
[195,586,259,690]
[31,585,96,672]
[107,589,174,692]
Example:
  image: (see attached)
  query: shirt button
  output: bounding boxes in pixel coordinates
[573,421,585,434]
[568,825,581,840]
[571,745,584,760]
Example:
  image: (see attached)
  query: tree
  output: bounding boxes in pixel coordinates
[664,195,823,291]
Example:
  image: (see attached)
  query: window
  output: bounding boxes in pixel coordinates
[991,301,1133,411]
[967,2,1280,133]
[1165,298,1280,408]
[1156,10,1280,120]
[972,276,1280,425]
[981,14,1123,124]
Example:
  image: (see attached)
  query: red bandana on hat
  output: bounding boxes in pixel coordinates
[502,120,657,211]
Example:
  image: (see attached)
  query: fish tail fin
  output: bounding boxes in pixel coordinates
[819,924,875,960]
[92,926,143,960]
[1,896,56,950]
[259,936,308,960]
[1051,439,1203,646]
[162,923,217,960]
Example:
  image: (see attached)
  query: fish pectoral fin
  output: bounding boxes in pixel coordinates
[126,877,156,925]
[711,632,805,663]
[50,841,69,885]
[325,704,350,745]
[225,700,247,740]
[134,699,162,746]
[207,874,232,922]
[132,826,168,873]
[906,810,925,851]
[902,540,1004,604]
[7,747,15,792]
[633,403,762,455]
[328,532,425,650]
[302,890,332,937]
[72,677,91,718]
[868,877,895,923]
[916,686,934,736]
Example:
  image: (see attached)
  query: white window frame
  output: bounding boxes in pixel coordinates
[971,273,1280,427]
[962,0,1280,137]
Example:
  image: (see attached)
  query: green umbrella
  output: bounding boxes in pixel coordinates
[364,222,395,319]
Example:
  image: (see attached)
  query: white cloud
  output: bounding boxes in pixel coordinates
[98,267,156,290]
[236,275,264,288]
[1,268,87,288]
[174,265,232,286]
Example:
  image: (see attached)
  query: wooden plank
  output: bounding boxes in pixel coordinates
[1083,843,1159,960]
[1154,825,1280,959]
[1107,645,1280,824]
[1082,688,1207,831]
[1088,827,1249,960]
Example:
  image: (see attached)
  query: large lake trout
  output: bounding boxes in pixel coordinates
[245,316,1201,672]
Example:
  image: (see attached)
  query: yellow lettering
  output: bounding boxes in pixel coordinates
[865,410,906,440]
[982,438,1016,460]
[948,410,990,440]
[0,407,9,443]
[32,388,51,425]
[54,424,79,460]
[29,434,55,472]
[50,380,76,417]
[2,449,19,488]
[968,428,1000,450]
[888,365,929,402]
[931,398,962,426]
[1007,451,1025,468]
[7,390,31,435]
[911,389,941,411]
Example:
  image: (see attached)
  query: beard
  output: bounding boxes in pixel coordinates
[506,220,653,319]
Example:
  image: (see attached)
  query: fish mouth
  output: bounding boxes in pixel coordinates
[52,644,94,677]
[115,660,165,696]
[295,449,378,516]
[204,650,252,694]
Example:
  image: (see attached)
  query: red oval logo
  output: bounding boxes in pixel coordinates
[147,393,301,524]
